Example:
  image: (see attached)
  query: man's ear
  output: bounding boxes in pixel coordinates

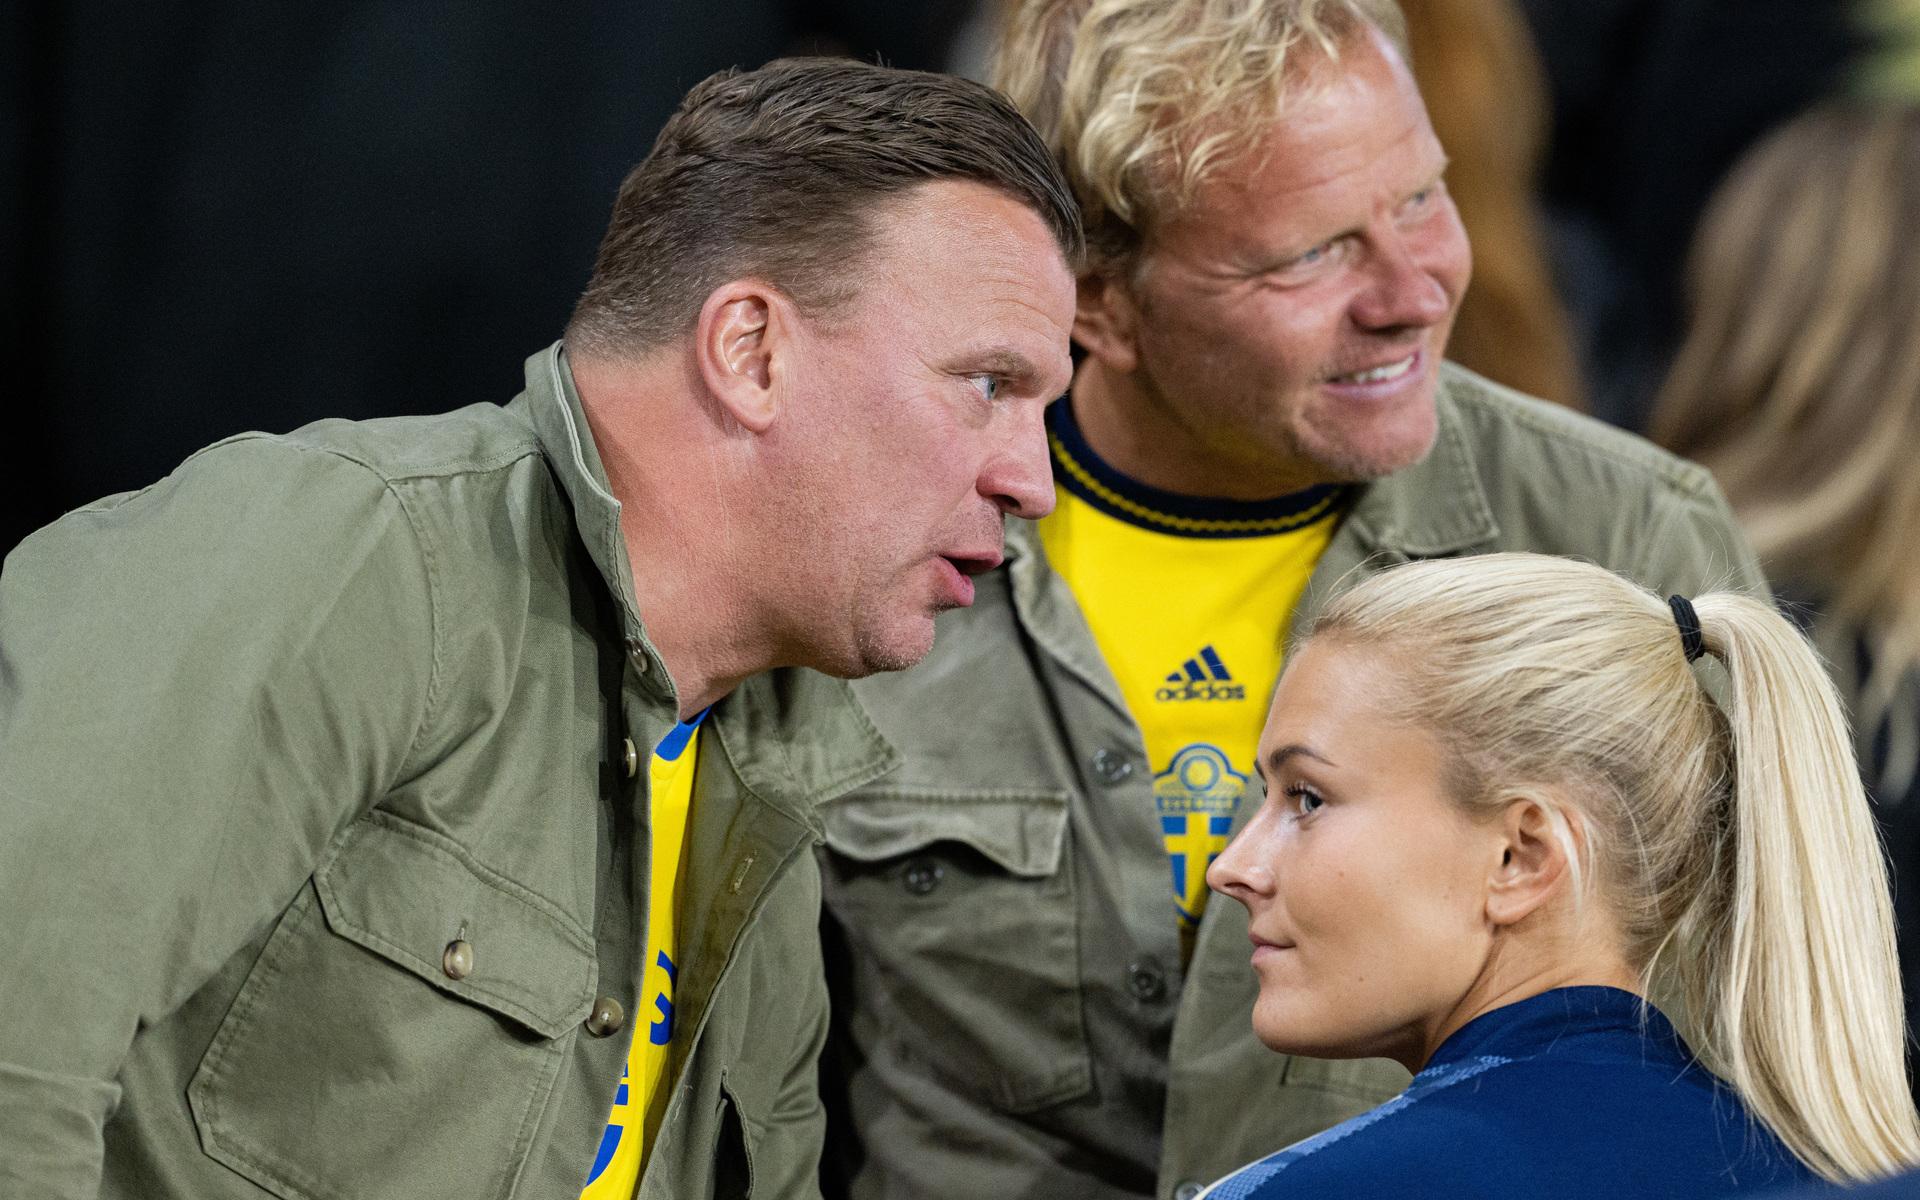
[695,280,788,434]
[1485,794,1578,928]
[1073,270,1141,374]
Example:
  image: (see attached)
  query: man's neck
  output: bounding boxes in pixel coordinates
[573,357,775,719]
[1071,360,1326,498]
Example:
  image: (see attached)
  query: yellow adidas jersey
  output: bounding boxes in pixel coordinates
[580,714,705,1199]
[1039,399,1344,954]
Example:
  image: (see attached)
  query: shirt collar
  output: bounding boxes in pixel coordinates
[1423,986,1684,1073]
[1008,364,1500,570]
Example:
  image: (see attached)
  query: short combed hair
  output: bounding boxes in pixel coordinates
[566,57,1083,358]
[993,0,1407,274]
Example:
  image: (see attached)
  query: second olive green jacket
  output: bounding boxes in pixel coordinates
[0,345,897,1200]
[819,364,1764,1200]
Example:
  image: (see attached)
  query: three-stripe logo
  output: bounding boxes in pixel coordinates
[1155,645,1246,701]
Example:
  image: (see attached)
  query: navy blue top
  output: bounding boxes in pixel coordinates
[1200,987,1823,1199]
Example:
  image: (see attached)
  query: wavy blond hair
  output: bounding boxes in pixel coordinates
[991,0,1407,273]
[1652,103,1920,795]
[1309,553,1920,1183]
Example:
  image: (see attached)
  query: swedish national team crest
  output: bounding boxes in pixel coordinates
[1156,743,1247,926]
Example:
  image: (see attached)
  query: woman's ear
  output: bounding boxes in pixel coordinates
[1485,795,1578,927]
[1072,271,1140,374]
[695,279,789,434]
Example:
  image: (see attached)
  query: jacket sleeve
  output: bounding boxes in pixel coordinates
[1633,467,1769,601]
[0,437,437,1198]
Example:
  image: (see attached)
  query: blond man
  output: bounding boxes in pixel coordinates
[817,3,1764,1198]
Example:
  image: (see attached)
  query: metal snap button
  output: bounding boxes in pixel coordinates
[1090,747,1134,784]
[441,939,474,981]
[625,638,649,674]
[622,737,639,779]
[1174,1183,1205,1200]
[901,858,944,896]
[1127,959,1166,1003]
[584,996,626,1038]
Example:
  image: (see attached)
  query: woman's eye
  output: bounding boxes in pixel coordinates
[1285,785,1323,817]
[969,374,1001,402]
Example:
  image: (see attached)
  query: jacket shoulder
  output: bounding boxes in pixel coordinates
[1439,364,1719,505]
[246,401,543,485]
[1433,365,1757,593]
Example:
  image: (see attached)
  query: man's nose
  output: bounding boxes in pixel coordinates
[981,405,1056,520]
[1350,236,1453,334]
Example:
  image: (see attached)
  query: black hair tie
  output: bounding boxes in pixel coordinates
[1668,595,1706,663]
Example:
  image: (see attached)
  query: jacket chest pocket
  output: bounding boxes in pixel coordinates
[820,790,1090,1113]
[188,812,597,1200]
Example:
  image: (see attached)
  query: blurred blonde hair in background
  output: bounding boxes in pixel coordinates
[1652,101,1920,797]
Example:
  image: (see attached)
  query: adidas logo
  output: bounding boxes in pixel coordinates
[1155,645,1246,702]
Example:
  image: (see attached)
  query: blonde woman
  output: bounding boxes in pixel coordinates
[1203,553,1920,1197]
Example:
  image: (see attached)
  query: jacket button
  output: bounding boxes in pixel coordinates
[622,737,639,779]
[902,858,944,896]
[1174,1183,1205,1200]
[1090,748,1133,785]
[441,939,474,981]
[625,638,649,674]
[584,996,626,1038]
[1128,960,1166,1002]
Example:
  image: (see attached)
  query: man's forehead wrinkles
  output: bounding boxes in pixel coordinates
[1214,117,1436,212]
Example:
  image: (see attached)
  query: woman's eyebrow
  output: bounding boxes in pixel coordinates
[1264,743,1337,777]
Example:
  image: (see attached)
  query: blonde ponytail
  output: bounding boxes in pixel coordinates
[1309,553,1920,1183]
[1676,594,1919,1181]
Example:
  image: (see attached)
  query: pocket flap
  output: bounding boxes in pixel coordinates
[314,811,597,1038]
[821,790,1070,877]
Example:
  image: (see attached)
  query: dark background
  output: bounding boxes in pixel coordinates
[2,0,1857,559]
[2,0,975,558]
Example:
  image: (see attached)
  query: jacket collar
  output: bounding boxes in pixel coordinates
[519,343,663,671]
[714,669,902,832]
[517,342,896,818]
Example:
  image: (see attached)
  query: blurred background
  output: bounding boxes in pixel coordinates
[0,0,1894,557]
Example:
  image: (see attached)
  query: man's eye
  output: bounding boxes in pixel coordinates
[969,375,1001,402]
[1399,185,1441,220]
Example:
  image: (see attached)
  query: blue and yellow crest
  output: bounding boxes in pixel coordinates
[1155,743,1247,926]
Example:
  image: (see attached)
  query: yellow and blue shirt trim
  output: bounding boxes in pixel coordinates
[1046,399,1350,539]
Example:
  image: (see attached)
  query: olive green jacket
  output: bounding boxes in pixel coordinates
[0,345,897,1200]
[819,365,1764,1200]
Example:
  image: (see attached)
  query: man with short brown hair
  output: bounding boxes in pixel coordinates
[0,57,1077,1200]
[817,5,1763,1199]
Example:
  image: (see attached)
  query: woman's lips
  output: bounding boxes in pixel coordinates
[1250,934,1296,964]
